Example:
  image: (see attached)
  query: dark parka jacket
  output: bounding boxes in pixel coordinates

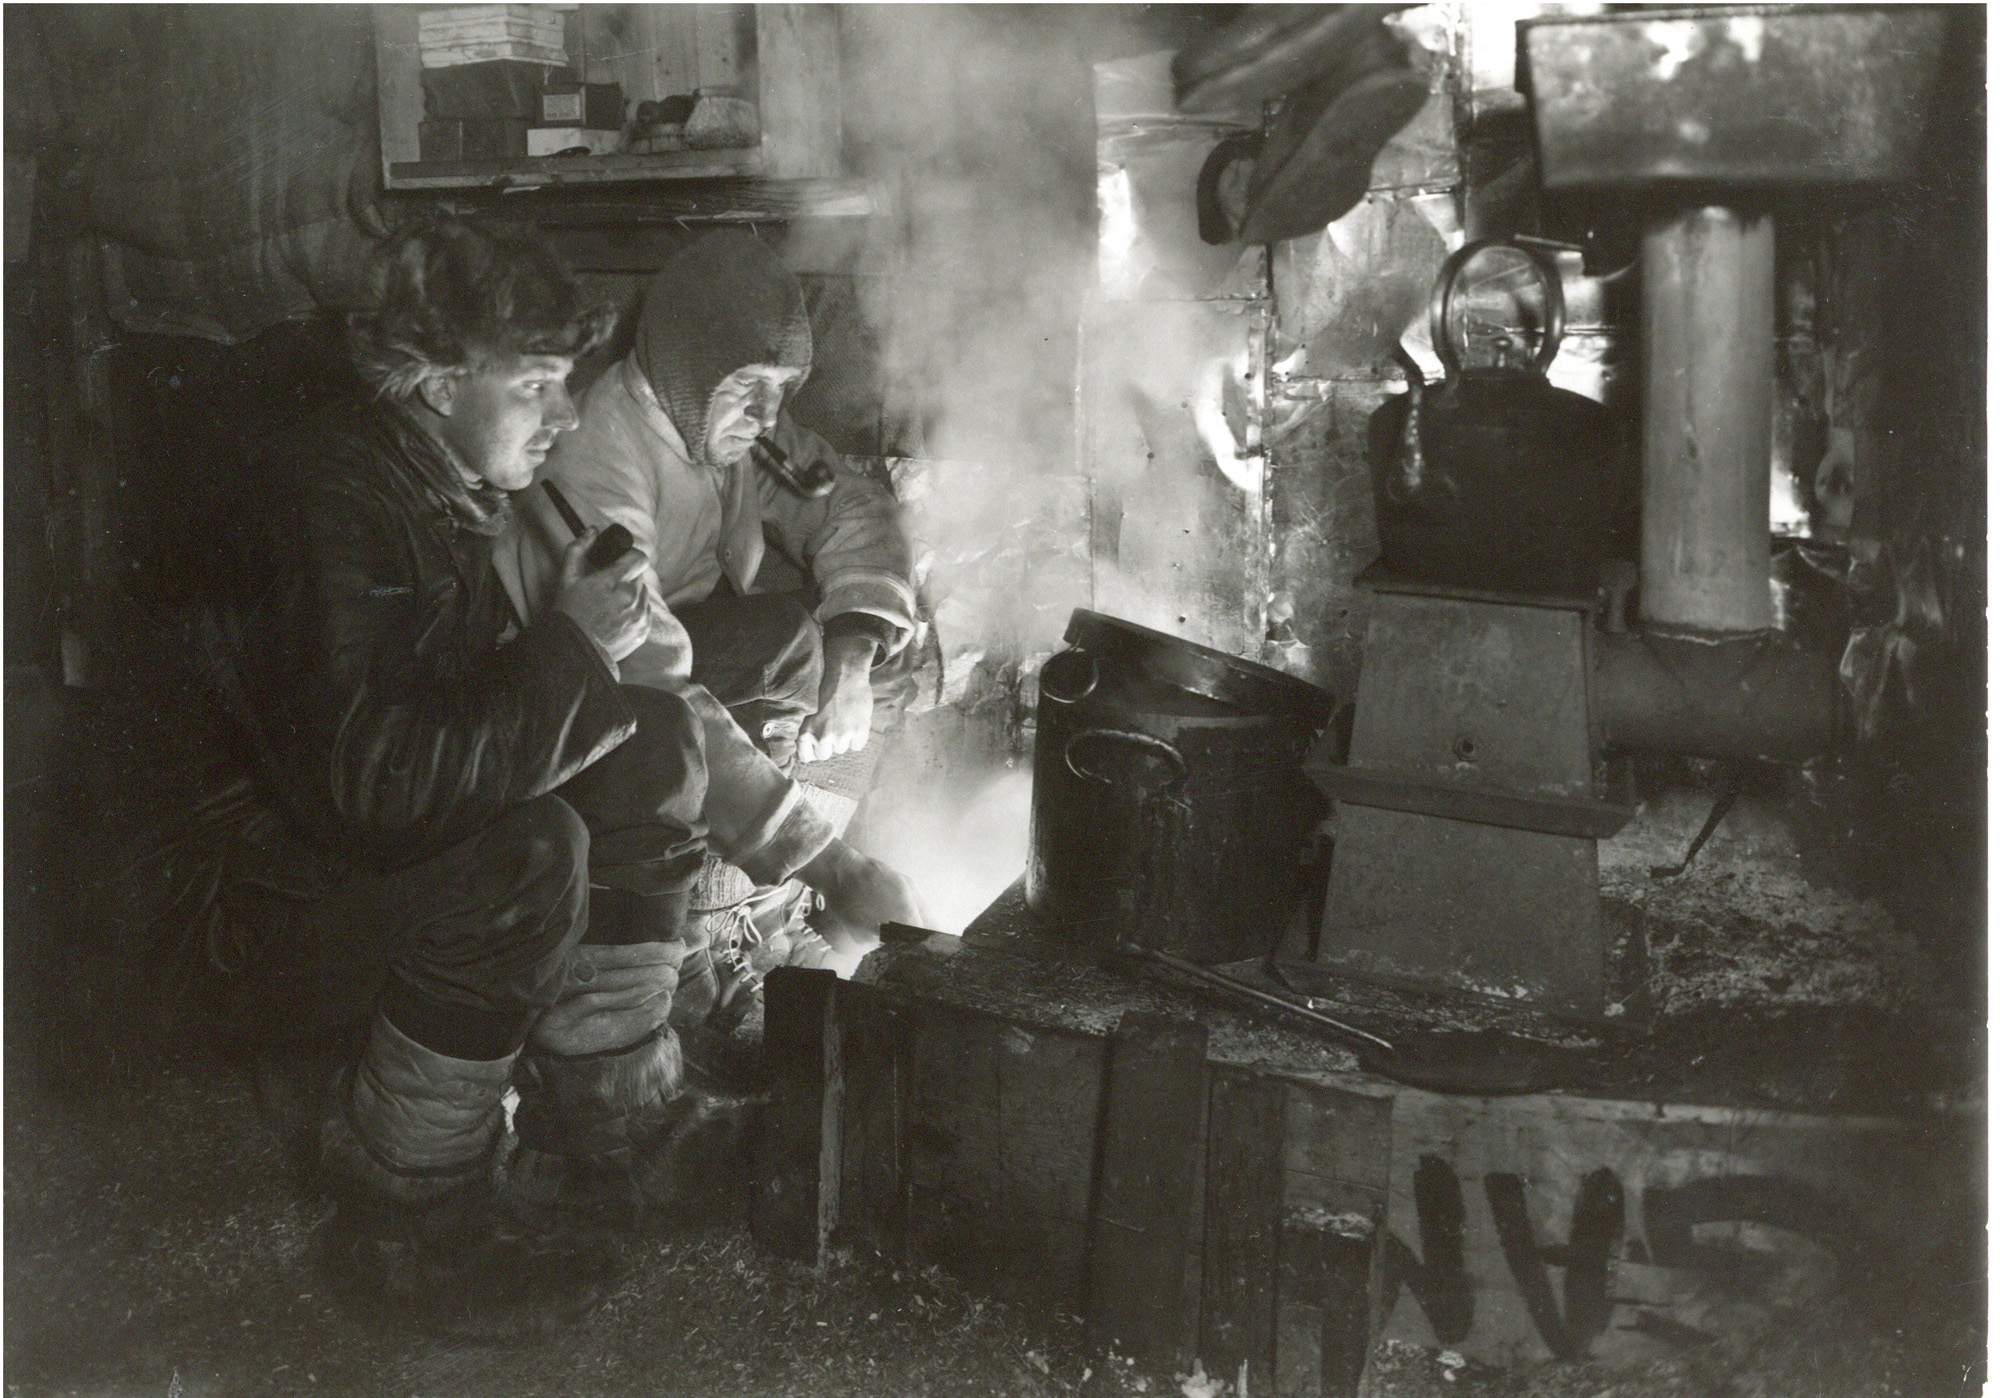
[199,384,635,874]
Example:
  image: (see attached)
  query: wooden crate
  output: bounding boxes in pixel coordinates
[758,934,1394,1396]
[752,919,1978,1388]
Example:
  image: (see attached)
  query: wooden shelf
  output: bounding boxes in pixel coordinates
[375,3,844,192]
[387,146,763,190]
[431,177,883,227]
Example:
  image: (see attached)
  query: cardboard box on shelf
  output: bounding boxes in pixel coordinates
[418,5,565,39]
[421,59,563,120]
[420,15,564,48]
[539,89,583,123]
[418,119,465,162]
[538,81,622,128]
[422,40,569,69]
[461,117,532,160]
[419,3,568,66]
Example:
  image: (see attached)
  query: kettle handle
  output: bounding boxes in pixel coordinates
[1065,729,1189,793]
[1430,239,1565,380]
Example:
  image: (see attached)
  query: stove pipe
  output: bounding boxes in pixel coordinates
[1639,206,1776,634]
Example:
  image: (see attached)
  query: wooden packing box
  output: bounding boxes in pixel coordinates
[419,11,566,44]
[418,4,568,60]
[420,60,562,120]
[751,892,1978,1390]
[755,933,1392,1397]
[421,40,570,69]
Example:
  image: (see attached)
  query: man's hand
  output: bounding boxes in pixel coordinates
[798,632,877,764]
[552,530,650,664]
[796,838,931,973]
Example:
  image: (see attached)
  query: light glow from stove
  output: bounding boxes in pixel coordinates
[860,765,1033,938]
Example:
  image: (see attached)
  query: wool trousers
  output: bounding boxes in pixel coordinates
[213,685,708,1061]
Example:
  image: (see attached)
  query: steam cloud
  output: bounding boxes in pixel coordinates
[786,8,1139,930]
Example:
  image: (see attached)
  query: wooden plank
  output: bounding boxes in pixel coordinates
[1275,1205,1380,1398]
[995,1022,1106,1310]
[634,5,699,101]
[1085,1012,1209,1370]
[901,1004,1006,1290]
[373,6,425,174]
[750,966,841,1264]
[451,180,880,229]
[817,990,846,1253]
[694,4,752,92]
[835,980,908,1257]
[1199,1067,1286,1394]
[756,5,843,181]
[905,1001,1001,1195]
[1284,1080,1395,1201]
[897,1002,1108,1311]
[1377,1086,1969,1367]
[1279,1075,1392,1386]
[387,145,762,188]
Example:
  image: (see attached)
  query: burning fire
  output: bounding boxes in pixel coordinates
[860,765,1035,937]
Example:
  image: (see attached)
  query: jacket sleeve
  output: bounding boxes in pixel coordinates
[757,413,919,655]
[493,484,835,886]
[283,478,635,868]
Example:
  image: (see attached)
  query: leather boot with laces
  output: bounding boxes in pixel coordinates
[507,1028,759,1233]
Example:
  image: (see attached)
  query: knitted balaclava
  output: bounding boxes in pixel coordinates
[632,230,813,469]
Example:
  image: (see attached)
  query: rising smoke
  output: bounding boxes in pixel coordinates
[789,6,1108,658]
[790,9,1302,932]
[787,8,1137,929]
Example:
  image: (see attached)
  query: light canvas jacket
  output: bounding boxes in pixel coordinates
[541,354,917,644]
[493,354,916,886]
[491,468,828,885]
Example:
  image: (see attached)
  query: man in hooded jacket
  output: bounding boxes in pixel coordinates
[495,230,925,1030]
[500,230,915,767]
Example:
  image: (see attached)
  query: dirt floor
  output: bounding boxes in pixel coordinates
[5,1042,1092,1398]
[5,1025,1982,1398]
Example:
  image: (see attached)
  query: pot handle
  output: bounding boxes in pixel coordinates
[1429,239,1565,380]
[1065,729,1189,794]
[1040,648,1099,705]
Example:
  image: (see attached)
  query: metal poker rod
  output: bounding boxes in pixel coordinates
[1114,942,1396,1055]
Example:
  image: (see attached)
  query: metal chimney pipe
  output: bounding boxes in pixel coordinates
[1639,206,1776,633]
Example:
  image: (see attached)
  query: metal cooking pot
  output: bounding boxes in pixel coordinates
[1026,611,1334,963]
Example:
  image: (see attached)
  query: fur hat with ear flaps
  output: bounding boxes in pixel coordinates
[632,230,813,469]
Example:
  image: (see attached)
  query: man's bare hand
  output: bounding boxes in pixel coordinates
[798,633,877,764]
[552,530,650,663]
[796,838,930,972]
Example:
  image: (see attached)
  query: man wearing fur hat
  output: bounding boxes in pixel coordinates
[496,230,926,1042]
